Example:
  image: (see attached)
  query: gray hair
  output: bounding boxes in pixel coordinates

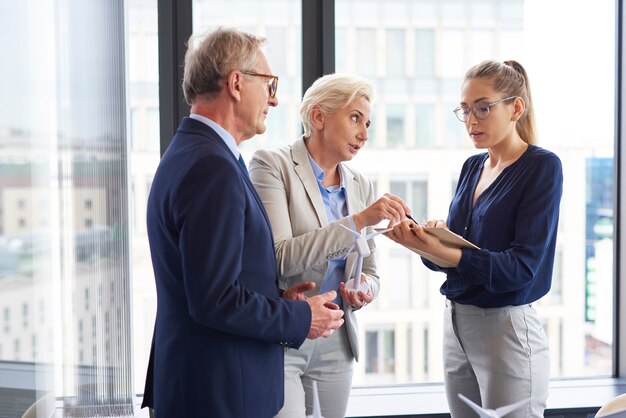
[182,27,266,104]
[300,73,375,138]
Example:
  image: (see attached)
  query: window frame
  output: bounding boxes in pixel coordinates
[0,0,622,416]
[152,0,626,414]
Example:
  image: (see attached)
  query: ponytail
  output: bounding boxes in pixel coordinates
[465,60,537,145]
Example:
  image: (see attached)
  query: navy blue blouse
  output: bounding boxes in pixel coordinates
[423,145,563,308]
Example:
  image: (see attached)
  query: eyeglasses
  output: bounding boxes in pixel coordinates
[241,71,279,98]
[452,96,516,122]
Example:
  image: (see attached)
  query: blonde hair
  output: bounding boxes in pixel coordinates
[182,27,265,104]
[300,73,374,138]
[464,60,537,145]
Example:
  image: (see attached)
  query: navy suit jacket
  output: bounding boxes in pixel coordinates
[142,117,311,418]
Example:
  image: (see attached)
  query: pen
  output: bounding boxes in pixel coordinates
[406,213,419,224]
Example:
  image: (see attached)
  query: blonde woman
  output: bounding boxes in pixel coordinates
[250,73,411,418]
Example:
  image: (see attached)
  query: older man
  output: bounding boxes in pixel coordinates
[141,27,344,418]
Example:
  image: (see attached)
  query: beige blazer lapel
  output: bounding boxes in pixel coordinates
[339,163,360,283]
[291,138,329,227]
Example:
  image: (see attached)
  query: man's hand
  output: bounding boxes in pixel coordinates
[306,291,344,339]
[282,281,315,301]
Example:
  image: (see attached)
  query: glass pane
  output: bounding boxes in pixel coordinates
[411,181,427,223]
[336,27,347,73]
[387,252,411,309]
[355,29,378,77]
[415,29,435,78]
[128,0,160,397]
[469,29,494,66]
[0,0,134,414]
[336,0,616,386]
[193,0,302,154]
[386,29,405,77]
[386,105,405,149]
[415,104,435,149]
[384,330,396,373]
[389,181,407,203]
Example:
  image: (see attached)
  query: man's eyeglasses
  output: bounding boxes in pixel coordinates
[452,96,516,122]
[241,71,279,98]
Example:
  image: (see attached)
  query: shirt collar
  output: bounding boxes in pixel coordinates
[189,113,240,159]
[306,152,345,190]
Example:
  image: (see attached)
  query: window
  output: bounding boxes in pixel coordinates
[0,1,619,416]
[22,303,27,328]
[337,0,616,385]
[386,105,405,149]
[192,0,302,155]
[387,251,411,309]
[365,327,395,380]
[3,308,9,334]
[415,104,435,149]
[0,0,134,414]
[444,101,466,148]
[336,27,347,73]
[390,180,427,224]
[415,30,435,78]
[386,29,405,77]
[356,29,377,77]
[31,334,36,360]
[469,29,494,65]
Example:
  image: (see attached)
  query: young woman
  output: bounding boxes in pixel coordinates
[389,60,563,418]
[250,73,410,418]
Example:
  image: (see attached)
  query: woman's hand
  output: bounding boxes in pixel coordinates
[339,274,373,310]
[353,193,412,231]
[425,219,447,228]
[386,220,439,251]
[386,219,462,267]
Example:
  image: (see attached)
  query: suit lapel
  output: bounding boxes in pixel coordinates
[292,138,329,227]
[340,163,360,282]
[178,117,275,233]
[239,165,274,233]
[341,164,361,228]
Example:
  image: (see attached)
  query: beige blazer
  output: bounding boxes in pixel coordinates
[249,137,379,361]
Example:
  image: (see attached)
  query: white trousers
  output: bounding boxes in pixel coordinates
[443,300,550,418]
[273,325,353,418]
